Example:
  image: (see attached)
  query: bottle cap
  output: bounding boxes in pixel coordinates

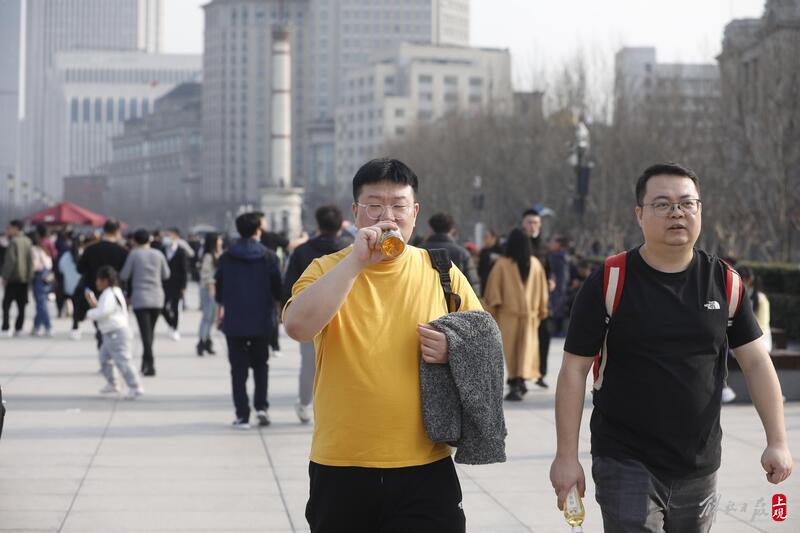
[571,527,584,533]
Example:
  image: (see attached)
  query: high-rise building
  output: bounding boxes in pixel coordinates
[107,82,202,227]
[0,0,22,212]
[201,0,309,216]
[613,47,720,127]
[334,43,512,188]
[304,0,471,191]
[20,0,164,201]
[48,51,201,197]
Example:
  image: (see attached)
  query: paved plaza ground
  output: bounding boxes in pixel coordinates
[0,284,797,532]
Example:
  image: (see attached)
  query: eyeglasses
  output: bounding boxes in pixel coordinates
[642,199,702,217]
[355,202,414,220]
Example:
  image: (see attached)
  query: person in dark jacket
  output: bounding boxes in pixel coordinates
[282,205,352,423]
[76,219,128,346]
[1,220,34,337]
[521,208,552,388]
[419,212,481,294]
[160,227,189,341]
[478,229,503,297]
[215,212,283,429]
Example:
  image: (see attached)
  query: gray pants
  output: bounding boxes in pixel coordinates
[299,341,316,406]
[100,328,140,389]
[592,456,718,533]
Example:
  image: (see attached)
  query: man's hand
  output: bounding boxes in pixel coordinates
[216,306,224,329]
[351,222,398,268]
[417,323,448,364]
[550,456,586,510]
[762,443,793,484]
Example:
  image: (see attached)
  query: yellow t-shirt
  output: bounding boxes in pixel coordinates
[287,244,483,468]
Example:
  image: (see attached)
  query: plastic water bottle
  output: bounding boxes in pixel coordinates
[564,485,585,532]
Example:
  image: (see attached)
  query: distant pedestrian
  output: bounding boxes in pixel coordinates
[120,229,171,376]
[483,228,549,401]
[77,219,129,348]
[478,229,503,297]
[521,208,552,388]
[282,205,351,423]
[197,232,222,356]
[420,212,481,294]
[58,237,83,337]
[160,228,189,341]
[1,220,34,337]
[548,235,571,338]
[216,213,283,429]
[86,266,143,399]
[30,232,54,337]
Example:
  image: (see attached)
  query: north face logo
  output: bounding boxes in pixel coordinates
[704,301,721,310]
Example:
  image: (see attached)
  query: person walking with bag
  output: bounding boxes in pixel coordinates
[1,220,34,337]
[483,228,548,401]
[30,232,54,337]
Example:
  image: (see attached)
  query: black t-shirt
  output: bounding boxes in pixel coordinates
[77,241,129,290]
[565,247,761,480]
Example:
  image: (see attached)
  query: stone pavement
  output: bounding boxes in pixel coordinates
[0,285,797,532]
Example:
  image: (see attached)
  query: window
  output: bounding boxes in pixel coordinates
[82,98,90,122]
[395,108,404,117]
[129,98,138,118]
[394,126,405,136]
[70,98,79,123]
[419,74,433,84]
[469,77,483,87]
[94,99,102,122]
[106,98,114,122]
[142,98,150,116]
[418,110,433,121]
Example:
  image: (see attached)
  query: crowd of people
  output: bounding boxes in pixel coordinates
[0,156,793,532]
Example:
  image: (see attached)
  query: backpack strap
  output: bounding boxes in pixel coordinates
[593,251,627,391]
[720,259,743,325]
[426,248,462,313]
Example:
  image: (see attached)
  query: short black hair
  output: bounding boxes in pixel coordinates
[133,229,150,245]
[315,205,343,234]
[36,224,48,238]
[429,212,455,234]
[352,158,419,201]
[167,227,181,237]
[635,162,700,206]
[521,208,540,219]
[9,219,23,230]
[235,212,261,239]
[96,265,119,287]
[103,218,121,235]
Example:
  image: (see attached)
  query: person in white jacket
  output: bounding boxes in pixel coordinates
[86,266,143,399]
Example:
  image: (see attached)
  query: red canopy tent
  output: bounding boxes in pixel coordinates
[26,202,110,227]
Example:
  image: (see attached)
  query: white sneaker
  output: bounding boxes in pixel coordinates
[169,329,181,341]
[295,402,312,424]
[1,330,13,338]
[44,329,54,338]
[125,387,144,400]
[271,350,282,359]
[31,328,42,337]
[721,386,737,404]
[232,419,250,430]
[99,383,120,394]
[70,329,81,341]
[256,410,271,427]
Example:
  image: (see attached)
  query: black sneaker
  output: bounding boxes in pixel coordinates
[256,410,270,427]
[196,340,205,356]
[535,378,548,389]
[142,365,156,377]
[504,389,523,402]
[232,418,250,430]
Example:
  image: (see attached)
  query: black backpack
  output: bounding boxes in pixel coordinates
[426,249,462,313]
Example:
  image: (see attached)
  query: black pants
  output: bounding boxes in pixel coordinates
[162,292,181,330]
[226,335,269,421]
[134,308,160,369]
[306,457,465,533]
[538,317,551,378]
[2,282,29,332]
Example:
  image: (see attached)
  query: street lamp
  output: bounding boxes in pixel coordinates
[567,118,593,220]
[472,175,485,248]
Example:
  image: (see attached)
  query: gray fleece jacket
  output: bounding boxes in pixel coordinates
[420,310,507,465]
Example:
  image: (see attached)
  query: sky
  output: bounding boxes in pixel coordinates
[163,0,766,90]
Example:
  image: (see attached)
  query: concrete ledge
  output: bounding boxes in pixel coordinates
[728,351,800,401]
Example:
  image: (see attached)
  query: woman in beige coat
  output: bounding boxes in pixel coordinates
[483,228,549,401]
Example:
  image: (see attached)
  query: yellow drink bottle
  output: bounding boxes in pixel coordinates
[564,486,585,532]
[380,229,405,258]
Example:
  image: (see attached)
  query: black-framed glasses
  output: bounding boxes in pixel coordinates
[355,202,414,220]
[642,199,702,217]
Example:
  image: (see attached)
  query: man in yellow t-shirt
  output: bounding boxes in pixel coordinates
[284,158,482,533]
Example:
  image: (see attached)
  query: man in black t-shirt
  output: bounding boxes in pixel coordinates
[549,163,792,533]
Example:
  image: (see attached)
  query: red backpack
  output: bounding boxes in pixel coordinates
[592,251,744,391]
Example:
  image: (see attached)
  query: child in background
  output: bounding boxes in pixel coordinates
[86,266,143,399]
